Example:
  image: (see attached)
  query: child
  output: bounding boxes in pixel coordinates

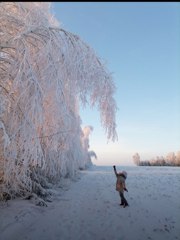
[113,165,129,208]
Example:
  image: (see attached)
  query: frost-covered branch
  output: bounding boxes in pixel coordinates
[0,2,117,200]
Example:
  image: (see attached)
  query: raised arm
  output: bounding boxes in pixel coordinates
[113,165,118,177]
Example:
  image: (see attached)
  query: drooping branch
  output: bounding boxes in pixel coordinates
[0,2,117,200]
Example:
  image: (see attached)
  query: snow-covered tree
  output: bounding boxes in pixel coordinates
[175,151,180,166]
[0,2,117,200]
[88,151,97,160]
[78,126,94,169]
[165,152,176,166]
[134,152,180,167]
[133,153,140,166]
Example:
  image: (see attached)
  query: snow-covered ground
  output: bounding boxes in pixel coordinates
[0,165,180,240]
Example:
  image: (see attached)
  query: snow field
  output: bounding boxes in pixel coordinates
[0,165,180,240]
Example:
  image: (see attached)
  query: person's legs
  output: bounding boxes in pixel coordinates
[120,191,129,207]
[119,191,124,205]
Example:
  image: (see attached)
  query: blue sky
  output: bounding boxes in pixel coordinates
[52,2,180,166]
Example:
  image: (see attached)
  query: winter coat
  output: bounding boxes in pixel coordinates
[116,174,126,192]
[113,167,127,192]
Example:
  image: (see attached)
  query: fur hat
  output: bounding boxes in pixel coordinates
[122,171,127,179]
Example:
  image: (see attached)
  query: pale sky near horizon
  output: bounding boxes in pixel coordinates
[52,2,180,166]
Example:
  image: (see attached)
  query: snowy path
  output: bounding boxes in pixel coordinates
[0,166,180,240]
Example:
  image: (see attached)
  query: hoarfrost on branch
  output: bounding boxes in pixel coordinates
[0,2,118,200]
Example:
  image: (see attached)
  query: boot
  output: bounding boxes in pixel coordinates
[120,200,124,206]
[123,203,129,208]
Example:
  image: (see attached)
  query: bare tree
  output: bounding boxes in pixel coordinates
[0,2,117,200]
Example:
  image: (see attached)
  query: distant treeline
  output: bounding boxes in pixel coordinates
[133,152,180,166]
